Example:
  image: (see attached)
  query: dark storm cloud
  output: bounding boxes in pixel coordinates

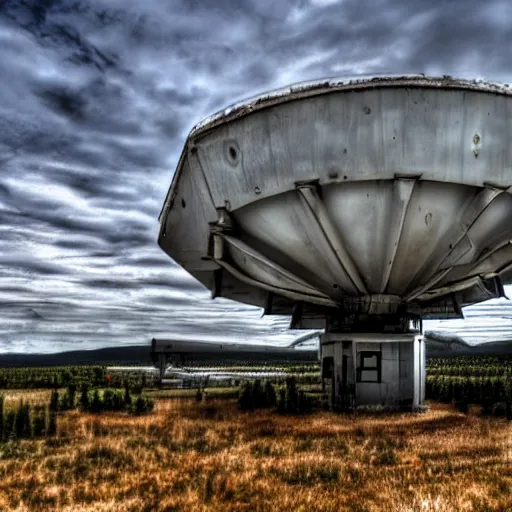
[37,85,88,121]
[128,256,178,268]
[0,254,67,276]
[0,0,511,353]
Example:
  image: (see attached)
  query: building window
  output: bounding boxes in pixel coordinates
[356,351,381,383]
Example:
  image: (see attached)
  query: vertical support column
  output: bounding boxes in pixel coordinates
[319,340,325,395]
[419,336,426,403]
[412,335,425,408]
[351,339,357,406]
[413,336,419,407]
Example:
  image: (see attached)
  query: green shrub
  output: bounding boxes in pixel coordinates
[100,389,126,411]
[15,402,31,439]
[103,389,116,411]
[0,366,158,391]
[80,384,90,410]
[66,383,77,410]
[90,390,102,413]
[49,389,59,413]
[426,357,512,418]
[238,383,254,411]
[0,402,51,442]
[278,378,313,414]
[238,380,278,411]
[252,380,265,408]
[264,382,277,407]
[131,396,154,415]
[4,410,16,441]
[32,409,47,437]
[47,411,57,436]
[124,382,132,406]
[277,389,286,414]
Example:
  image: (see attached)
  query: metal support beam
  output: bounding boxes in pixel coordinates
[211,234,336,307]
[404,268,452,302]
[468,240,512,275]
[297,184,369,295]
[219,234,331,297]
[412,187,504,287]
[416,275,492,302]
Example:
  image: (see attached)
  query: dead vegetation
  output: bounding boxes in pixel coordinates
[0,393,511,512]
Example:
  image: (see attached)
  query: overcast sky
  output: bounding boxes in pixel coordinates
[1,0,512,353]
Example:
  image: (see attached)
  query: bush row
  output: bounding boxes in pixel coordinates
[427,356,512,369]
[50,384,155,415]
[426,375,512,418]
[0,366,153,390]
[238,378,315,414]
[426,375,512,402]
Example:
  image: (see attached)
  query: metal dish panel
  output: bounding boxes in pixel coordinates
[234,191,356,297]
[195,88,512,212]
[386,182,475,294]
[159,156,218,272]
[321,181,394,292]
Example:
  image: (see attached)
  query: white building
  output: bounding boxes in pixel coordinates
[321,332,425,410]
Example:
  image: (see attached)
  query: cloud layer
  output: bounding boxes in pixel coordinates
[1,0,512,353]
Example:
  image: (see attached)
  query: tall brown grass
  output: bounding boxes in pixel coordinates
[0,393,511,511]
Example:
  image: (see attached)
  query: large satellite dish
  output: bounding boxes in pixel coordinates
[157,75,512,408]
[159,75,512,325]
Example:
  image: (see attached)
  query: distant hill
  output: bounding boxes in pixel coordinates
[2,337,512,368]
[425,333,512,357]
[0,345,153,367]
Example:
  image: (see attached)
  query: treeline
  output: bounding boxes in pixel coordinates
[427,355,512,371]
[426,375,512,415]
[426,356,512,418]
[428,366,511,377]
[427,355,512,377]
[49,384,155,415]
[0,366,154,390]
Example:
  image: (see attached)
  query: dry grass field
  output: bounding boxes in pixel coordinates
[0,393,511,512]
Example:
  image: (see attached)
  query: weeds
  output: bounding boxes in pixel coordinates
[0,392,510,511]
